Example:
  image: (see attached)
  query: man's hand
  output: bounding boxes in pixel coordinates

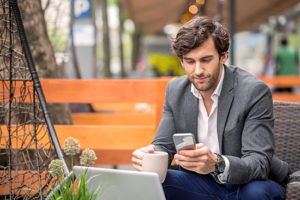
[132,144,156,171]
[174,143,218,174]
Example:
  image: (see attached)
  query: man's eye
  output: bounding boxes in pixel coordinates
[202,59,211,63]
[186,60,194,64]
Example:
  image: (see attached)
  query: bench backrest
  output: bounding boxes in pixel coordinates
[39,75,300,112]
[40,78,172,128]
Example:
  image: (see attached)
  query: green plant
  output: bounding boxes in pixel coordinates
[48,137,99,200]
[49,170,102,200]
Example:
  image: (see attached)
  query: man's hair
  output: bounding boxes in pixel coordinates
[171,16,230,59]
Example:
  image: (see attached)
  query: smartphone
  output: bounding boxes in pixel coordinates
[173,133,196,152]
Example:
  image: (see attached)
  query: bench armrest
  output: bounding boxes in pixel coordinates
[289,171,300,183]
[285,171,300,200]
[286,182,300,200]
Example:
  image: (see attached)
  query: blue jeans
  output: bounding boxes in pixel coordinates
[162,170,285,200]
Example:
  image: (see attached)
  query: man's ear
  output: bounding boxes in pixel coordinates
[180,57,183,65]
[220,52,228,64]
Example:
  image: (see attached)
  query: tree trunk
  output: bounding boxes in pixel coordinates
[70,0,81,79]
[118,0,126,77]
[18,0,72,124]
[101,0,111,77]
[131,27,141,71]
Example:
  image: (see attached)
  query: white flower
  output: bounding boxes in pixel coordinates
[80,148,97,167]
[63,137,80,156]
[49,159,64,178]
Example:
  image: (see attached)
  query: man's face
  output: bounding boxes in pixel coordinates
[181,37,228,96]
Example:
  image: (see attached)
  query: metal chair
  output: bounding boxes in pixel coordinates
[273,101,300,200]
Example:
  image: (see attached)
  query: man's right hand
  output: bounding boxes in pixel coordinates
[131,144,156,171]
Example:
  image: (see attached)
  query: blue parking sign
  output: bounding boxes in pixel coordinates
[73,0,92,19]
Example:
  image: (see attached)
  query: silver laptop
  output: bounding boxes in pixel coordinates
[73,166,166,200]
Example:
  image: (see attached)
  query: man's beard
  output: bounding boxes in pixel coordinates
[192,74,218,92]
[192,63,221,92]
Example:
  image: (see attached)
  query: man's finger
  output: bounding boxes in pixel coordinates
[131,157,142,166]
[145,144,156,152]
[178,149,202,158]
[195,143,205,149]
[176,160,199,168]
[132,163,142,171]
[132,150,143,160]
[139,144,156,153]
[175,153,200,163]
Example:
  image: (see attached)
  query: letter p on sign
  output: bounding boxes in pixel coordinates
[74,0,90,18]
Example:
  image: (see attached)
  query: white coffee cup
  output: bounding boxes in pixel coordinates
[142,151,168,183]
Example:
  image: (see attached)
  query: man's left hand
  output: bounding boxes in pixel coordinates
[174,143,218,174]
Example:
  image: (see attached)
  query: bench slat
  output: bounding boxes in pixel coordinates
[55,125,155,150]
[91,103,155,112]
[0,125,155,165]
[40,79,158,103]
[272,93,300,102]
[72,113,155,126]
[259,76,300,87]
[92,149,134,165]
[0,125,155,150]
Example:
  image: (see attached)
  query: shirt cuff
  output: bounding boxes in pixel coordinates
[216,155,230,184]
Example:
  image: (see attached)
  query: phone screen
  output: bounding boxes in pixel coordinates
[173,133,196,152]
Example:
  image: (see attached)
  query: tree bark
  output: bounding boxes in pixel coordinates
[18,0,72,124]
[118,0,126,77]
[101,0,111,77]
[69,0,81,79]
[131,27,141,71]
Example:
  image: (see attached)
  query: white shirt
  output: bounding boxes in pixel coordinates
[190,65,229,183]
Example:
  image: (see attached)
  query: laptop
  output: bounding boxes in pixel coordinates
[73,166,166,200]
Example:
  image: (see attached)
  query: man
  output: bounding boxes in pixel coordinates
[132,16,289,200]
[275,37,299,92]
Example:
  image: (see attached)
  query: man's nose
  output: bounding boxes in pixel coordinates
[195,62,204,74]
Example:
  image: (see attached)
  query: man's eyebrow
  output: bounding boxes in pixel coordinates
[183,55,214,60]
[183,57,194,60]
[200,55,214,59]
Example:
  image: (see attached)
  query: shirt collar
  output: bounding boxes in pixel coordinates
[191,65,225,99]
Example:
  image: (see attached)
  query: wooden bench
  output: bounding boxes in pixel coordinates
[39,78,171,125]
[38,76,300,165]
[1,125,156,165]
[0,170,50,196]
[3,76,299,166]
[68,76,300,126]
[2,76,299,197]
[39,78,171,165]
[0,78,170,165]
[259,75,300,87]
[259,75,300,102]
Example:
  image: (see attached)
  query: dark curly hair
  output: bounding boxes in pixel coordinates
[171,16,230,60]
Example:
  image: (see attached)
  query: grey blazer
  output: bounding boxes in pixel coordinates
[152,65,290,185]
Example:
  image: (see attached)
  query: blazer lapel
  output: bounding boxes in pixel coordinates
[217,66,234,153]
[184,84,199,142]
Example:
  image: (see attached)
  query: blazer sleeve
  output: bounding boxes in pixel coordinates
[226,82,275,184]
[152,83,177,165]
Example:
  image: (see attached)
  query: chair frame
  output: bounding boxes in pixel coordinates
[273,101,300,200]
